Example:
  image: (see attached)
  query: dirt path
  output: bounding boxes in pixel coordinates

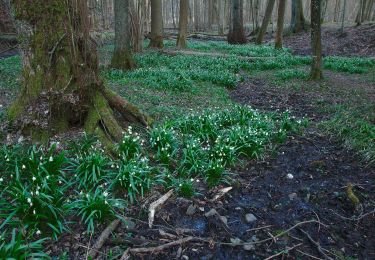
[81,75,374,260]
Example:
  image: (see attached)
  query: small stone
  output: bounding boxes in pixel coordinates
[286,173,294,180]
[235,207,242,211]
[186,205,197,216]
[288,193,298,201]
[205,209,218,217]
[199,207,205,212]
[245,213,257,223]
[243,243,255,251]
[182,255,189,260]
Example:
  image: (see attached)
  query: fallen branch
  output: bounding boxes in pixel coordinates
[298,228,334,260]
[148,189,174,228]
[88,219,121,259]
[128,236,194,254]
[210,187,232,202]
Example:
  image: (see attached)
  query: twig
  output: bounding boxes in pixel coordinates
[246,225,273,233]
[88,219,121,259]
[330,208,375,221]
[296,249,324,260]
[264,243,303,260]
[148,189,174,228]
[298,228,334,260]
[128,236,194,254]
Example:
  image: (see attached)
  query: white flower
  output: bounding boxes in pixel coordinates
[103,191,109,197]
[22,165,26,169]
[49,156,53,162]
[35,191,39,196]
[32,176,36,181]
[36,230,41,235]
[0,178,3,182]
[27,198,32,203]
[33,209,36,215]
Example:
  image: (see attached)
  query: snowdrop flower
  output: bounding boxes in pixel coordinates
[36,230,41,235]
[32,176,36,181]
[49,156,53,162]
[35,191,39,196]
[22,165,26,169]
[33,209,36,215]
[0,178,3,182]
[27,198,32,204]
[103,191,109,197]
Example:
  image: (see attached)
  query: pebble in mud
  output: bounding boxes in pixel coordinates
[245,213,257,223]
[286,173,294,179]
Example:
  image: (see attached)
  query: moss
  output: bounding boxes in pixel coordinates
[111,49,136,71]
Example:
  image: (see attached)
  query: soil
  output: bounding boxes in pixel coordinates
[61,74,374,260]
[279,24,375,57]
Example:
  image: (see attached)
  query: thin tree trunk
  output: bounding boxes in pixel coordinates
[194,0,200,31]
[334,0,341,22]
[291,0,307,32]
[310,0,323,80]
[218,0,226,35]
[340,0,347,33]
[228,0,247,44]
[177,0,189,48]
[275,0,286,49]
[149,0,163,48]
[255,0,276,44]
[111,0,135,70]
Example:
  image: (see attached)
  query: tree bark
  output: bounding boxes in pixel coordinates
[291,0,307,33]
[111,0,136,70]
[9,0,150,143]
[310,0,323,80]
[227,0,247,44]
[218,0,226,35]
[177,0,189,48]
[275,0,286,49]
[255,0,276,44]
[149,0,163,48]
[194,0,200,31]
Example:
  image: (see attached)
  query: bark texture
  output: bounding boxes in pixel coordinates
[111,0,136,70]
[255,0,275,44]
[149,0,163,48]
[291,0,307,33]
[177,0,189,48]
[275,0,286,49]
[227,0,247,44]
[9,0,150,143]
[310,0,323,80]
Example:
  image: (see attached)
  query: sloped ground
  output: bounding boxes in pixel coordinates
[280,24,375,57]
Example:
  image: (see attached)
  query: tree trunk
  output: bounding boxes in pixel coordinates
[218,0,226,35]
[227,0,246,44]
[0,0,15,34]
[149,0,163,48]
[255,0,276,44]
[334,0,341,22]
[194,0,200,31]
[275,0,286,49]
[291,0,307,33]
[111,0,136,70]
[310,0,323,80]
[9,0,150,144]
[177,0,189,48]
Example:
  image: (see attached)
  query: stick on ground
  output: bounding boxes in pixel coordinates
[148,190,174,228]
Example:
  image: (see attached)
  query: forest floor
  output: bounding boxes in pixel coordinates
[0,25,374,259]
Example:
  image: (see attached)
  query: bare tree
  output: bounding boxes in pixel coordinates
[256,0,276,44]
[149,0,163,48]
[177,0,189,48]
[291,0,307,33]
[111,0,136,70]
[310,0,323,80]
[275,0,286,49]
[228,0,247,44]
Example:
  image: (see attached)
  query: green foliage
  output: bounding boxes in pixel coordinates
[275,69,309,80]
[324,57,375,74]
[67,188,125,234]
[150,126,178,164]
[117,126,144,161]
[0,229,48,259]
[0,56,22,90]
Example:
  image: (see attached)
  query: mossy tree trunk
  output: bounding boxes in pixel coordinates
[8,0,150,143]
[310,0,323,80]
[255,0,275,45]
[227,0,247,44]
[176,0,189,48]
[111,0,136,70]
[275,0,286,49]
[148,0,163,48]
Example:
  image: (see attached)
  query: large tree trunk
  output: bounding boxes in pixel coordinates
[148,0,163,48]
[8,0,150,143]
[255,0,276,44]
[227,0,247,44]
[177,0,189,48]
[310,0,323,80]
[111,0,135,70]
[291,0,307,33]
[275,0,286,49]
